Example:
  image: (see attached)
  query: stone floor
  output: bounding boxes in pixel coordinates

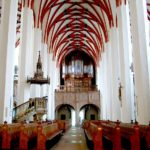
[51,126,88,150]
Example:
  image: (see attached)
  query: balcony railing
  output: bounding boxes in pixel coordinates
[55,85,98,92]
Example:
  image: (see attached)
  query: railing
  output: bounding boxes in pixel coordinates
[55,85,98,92]
[13,97,47,122]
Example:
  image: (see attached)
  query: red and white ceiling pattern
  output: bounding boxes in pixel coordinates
[147,2,150,21]
[15,0,148,65]
[16,0,116,65]
[0,0,2,24]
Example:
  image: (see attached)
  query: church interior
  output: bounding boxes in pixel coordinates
[0,0,150,149]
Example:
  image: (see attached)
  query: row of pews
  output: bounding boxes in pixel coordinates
[0,120,70,150]
[83,120,150,150]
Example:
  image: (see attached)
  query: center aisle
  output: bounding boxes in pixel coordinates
[51,126,88,150]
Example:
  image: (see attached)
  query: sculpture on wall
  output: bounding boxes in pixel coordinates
[118,82,123,106]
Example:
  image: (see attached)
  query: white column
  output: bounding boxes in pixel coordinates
[96,65,101,90]
[117,3,133,122]
[99,53,107,119]
[110,27,121,121]
[40,43,48,97]
[96,64,104,119]
[18,7,34,104]
[100,45,111,120]
[0,0,18,123]
[47,53,60,119]
[30,28,42,98]
[105,43,113,120]
[129,0,150,124]
[47,53,55,120]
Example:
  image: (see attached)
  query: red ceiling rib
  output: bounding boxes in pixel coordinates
[147,3,150,21]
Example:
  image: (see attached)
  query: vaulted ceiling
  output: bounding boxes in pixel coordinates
[15,0,150,66]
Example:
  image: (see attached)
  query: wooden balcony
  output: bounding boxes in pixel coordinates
[55,85,98,92]
[55,87,100,109]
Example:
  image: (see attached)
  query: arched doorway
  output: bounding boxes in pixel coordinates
[79,104,100,124]
[55,104,75,126]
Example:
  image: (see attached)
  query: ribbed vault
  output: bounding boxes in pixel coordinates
[15,0,149,65]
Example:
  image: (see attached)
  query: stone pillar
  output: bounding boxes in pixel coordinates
[47,53,60,120]
[75,103,80,127]
[99,54,107,119]
[110,27,121,121]
[96,65,101,90]
[129,0,150,124]
[99,50,109,120]
[30,28,42,98]
[0,0,18,123]
[117,3,133,122]
[105,43,113,120]
[96,64,103,119]
[18,7,34,104]
[47,52,55,120]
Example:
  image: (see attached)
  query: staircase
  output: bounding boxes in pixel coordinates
[13,97,47,122]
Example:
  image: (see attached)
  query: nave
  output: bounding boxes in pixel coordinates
[0,1,150,150]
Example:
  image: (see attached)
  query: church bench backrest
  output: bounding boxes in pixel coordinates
[116,122,150,149]
[2,122,21,149]
[63,120,71,131]
[139,125,150,149]
[0,124,3,148]
[88,122,98,139]
[94,122,121,150]
[36,122,63,150]
[19,123,38,149]
[86,122,103,150]
[82,120,90,129]
[0,121,64,150]
[25,123,38,138]
[119,123,140,150]
[42,123,59,137]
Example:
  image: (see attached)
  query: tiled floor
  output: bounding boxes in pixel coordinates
[51,127,88,150]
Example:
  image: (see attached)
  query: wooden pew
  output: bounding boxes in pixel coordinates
[0,121,38,149]
[57,120,71,132]
[112,121,150,149]
[118,122,140,150]
[0,124,3,148]
[93,120,140,150]
[1,122,21,149]
[84,120,150,150]
[100,122,121,150]
[138,124,150,150]
[19,121,64,150]
[0,121,64,150]
[83,121,103,150]
[88,120,121,150]
[19,122,38,149]
[37,122,63,150]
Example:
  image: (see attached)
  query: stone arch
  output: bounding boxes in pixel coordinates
[55,104,75,121]
[79,103,100,121]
